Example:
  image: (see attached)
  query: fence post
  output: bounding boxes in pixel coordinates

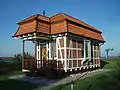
[71,80,74,90]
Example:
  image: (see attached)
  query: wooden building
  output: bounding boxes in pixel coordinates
[13,13,105,74]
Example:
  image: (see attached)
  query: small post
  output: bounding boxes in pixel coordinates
[34,39,37,69]
[71,80,74,90]
[22,40,25,70]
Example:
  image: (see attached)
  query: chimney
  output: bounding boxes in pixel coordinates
[43,10,45,16]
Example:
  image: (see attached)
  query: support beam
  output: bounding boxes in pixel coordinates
[49,41,51,59]
[88,40,91,60]
[22,40,25,70]
[56,39,58,68]
[98,44,101,66]
[92,44,95,65]
[83,39,86,63]
[34,39,37,69]
[64,36,67,72]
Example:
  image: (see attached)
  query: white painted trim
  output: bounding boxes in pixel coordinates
[22,69,30,72]
[64,36,67,72]
[23,36,36,40]
[57,59,65,60]
[46,42,49,60]
[82,39,86,64]
[67,39,72,68]
[88,40,91,60]
[49,41,51,59]
[13,37,18,39]
[71,40,73,68]
[66,47,82,50]
[36,42,41,60]
[75,68,77,71]
[76,40,78,68]
[66,58,84,60]
[57,38,63,62]
[56,38,58,68]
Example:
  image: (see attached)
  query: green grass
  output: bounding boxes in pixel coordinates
[0,70,39,90]
[0,79,38,90]
[1,58,120,90]
[102,58,120,69]
[52,72,120,90]
[0,60,39,90]
[51,58,120,90]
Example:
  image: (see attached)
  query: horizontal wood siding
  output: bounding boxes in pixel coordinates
[37,21,50,34]
[51,21,67,34]
[50,13,65,22]
[24,59,36,69]
[15,20,36,36]
[38,15,50,22]
[67,22,104,41]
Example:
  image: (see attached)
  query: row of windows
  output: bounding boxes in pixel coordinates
[36,39,100,60]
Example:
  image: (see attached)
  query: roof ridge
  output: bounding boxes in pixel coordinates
[37,14,50,18]
[50,12,66,19]
[18,14,49,25]
[17,14,38,24]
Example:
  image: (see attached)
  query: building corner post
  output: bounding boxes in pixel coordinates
[83,39,86,63]
[34,39,37,70]
[64,36,67,72]
[22,40,25,72]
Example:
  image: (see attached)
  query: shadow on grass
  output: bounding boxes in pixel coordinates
[0,79,38,90]
[100,60,109,68]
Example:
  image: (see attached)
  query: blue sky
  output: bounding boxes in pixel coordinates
[0,0,120,57]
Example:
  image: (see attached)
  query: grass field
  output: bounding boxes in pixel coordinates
[51,58,120,90]
[0,70,39,90]
[102,58,120,69]
[0,60,39,90]
[0,58,120,90]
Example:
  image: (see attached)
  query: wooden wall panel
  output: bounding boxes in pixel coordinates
[50,13,65,22]
[59,38,64,47]
[78,60,81,67]
[51,21,67,34]
[68,23,104,41]
[58,49,64,59]
[68,60,72,68]
[67,49,70,58]
[78,41,83,48]
[58,61,63,68]
[58,50,61,59]
[93,59,100,64]
[37,21,50,34]
[73,40,76,48]
[15,20,36,36]
[73,60,77,67]
[38,15,50,22]
[61,49,64,58]
[78,50,82,58]
[73,50,77,58]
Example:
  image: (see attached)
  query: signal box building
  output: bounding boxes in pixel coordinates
[13,13,105,74]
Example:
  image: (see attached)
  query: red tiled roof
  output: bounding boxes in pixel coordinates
[13,13,105,42]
